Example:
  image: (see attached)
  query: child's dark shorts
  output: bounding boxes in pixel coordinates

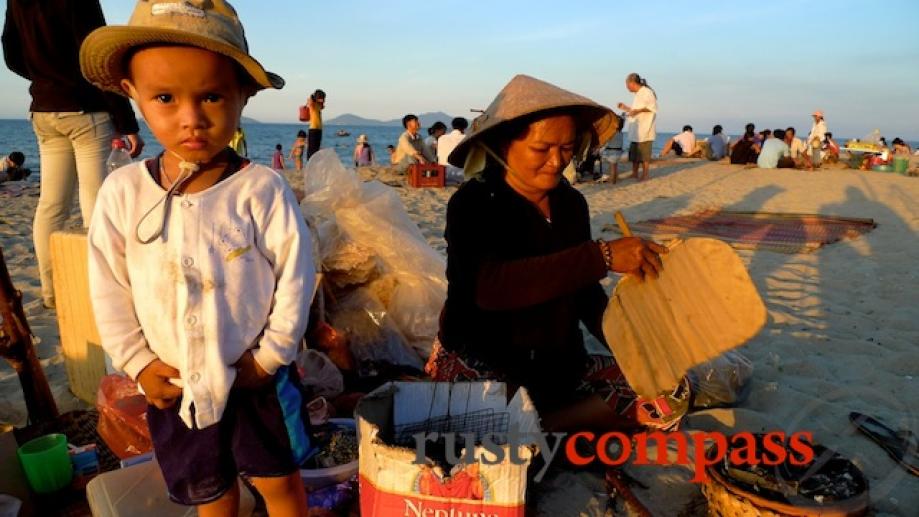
[147,365,313,506]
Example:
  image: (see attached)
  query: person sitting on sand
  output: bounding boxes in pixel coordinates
[352,134,375,167]
[0,151,26,182]
[757,129,795,169]
[785,127,806,163]
[660,125,701,158]
[892,138,912,156]
[83,0,313,514]
[430,74,668,432]
[424,121,447,161]
[730,123,761,164]
[706,125,729,160]
[437,117,468,167]
[392,114,429,173]
[823,132,840,163]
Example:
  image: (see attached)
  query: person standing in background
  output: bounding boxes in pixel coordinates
[290,129,306,171]
[806,110,827,169]
[272,144,287,171]
[229,126,247,157]
[618,72,657,181]
[306,89,325,160]
[3,0,144,309]
[352,134,375,167]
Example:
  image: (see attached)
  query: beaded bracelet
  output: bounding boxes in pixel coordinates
[596,239,613,270]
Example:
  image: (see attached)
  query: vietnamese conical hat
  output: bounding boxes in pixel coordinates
[447,74,620,173]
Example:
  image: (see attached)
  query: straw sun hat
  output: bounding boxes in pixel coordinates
[447,74,620,176]
[80,0,284,95]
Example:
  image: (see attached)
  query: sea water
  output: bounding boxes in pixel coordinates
[4,118,909,179]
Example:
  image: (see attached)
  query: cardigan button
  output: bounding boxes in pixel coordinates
[181,199,192,208]
[182,257,194,268]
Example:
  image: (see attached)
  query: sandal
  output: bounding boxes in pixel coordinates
[849,411,919,476]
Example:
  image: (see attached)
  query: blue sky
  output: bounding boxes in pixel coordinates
[2,0,918,138]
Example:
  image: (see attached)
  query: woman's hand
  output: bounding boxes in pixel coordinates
[136,359,182,409]
[609,237,668,280]
[233,350,272,389]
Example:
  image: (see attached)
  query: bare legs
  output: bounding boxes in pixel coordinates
[197,472,308,517]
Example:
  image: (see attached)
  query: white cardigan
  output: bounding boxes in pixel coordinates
[88,161,314,429]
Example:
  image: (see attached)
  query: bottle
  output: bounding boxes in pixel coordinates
[107,138,132,173]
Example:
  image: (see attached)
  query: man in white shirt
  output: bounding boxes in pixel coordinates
[660,125,701,158]
[437,117,468,184]
[437,117,467,166]
[618,73,657,181]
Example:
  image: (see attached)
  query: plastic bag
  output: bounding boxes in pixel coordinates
[298,349,345,399]
[300,150,447,361]
[300,149,362,220]
[329,289,424,371]
[686,351,754,409]
[96,374,153,459]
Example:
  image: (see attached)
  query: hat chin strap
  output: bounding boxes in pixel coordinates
[135,151,201,244]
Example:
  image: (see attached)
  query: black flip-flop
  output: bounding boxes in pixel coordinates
[849,411,919,477]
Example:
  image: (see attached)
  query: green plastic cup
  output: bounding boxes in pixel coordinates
[893,156,909,174]
[17,433,72,493]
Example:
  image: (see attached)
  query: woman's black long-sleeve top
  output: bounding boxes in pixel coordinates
[439,168,610,409]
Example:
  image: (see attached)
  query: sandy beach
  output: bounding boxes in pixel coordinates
[1,157,917,515]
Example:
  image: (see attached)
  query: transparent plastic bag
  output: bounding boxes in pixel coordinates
[686,351,754,409]
[95,374,153,459]
[300,149,362,220]
[329,289,424,371]
[297,349,345,399]
[300,151,447,360]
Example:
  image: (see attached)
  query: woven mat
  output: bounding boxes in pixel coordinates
[606,211,877,253]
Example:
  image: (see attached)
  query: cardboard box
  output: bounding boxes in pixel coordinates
[408,164,446,188]
[50,231,108,403]
[356,382,540,517]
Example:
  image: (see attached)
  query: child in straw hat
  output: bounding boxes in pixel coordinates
[81,1,314,513]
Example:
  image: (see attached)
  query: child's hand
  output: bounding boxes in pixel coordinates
[137,359,182,409]
[233,350,272,389]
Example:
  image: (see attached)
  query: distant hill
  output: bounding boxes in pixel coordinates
[326,111,457,128]
[241,116,262,124]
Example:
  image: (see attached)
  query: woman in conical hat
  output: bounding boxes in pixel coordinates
[427,75,668,431]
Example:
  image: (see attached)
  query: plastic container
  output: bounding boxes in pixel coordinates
[893,156,909,174]
[300,418,358,490]
[872,164,893,173]
[17,434,73,494]
[87,458,255,517]
[107,139,133,173]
